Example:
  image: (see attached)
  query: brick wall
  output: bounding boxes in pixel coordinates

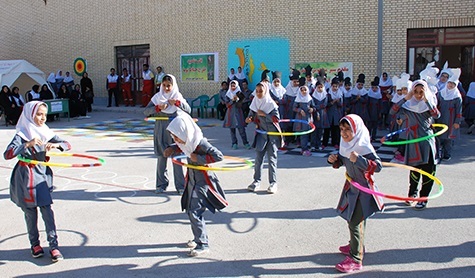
[0,0,474,99]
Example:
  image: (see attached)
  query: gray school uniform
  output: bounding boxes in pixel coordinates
[177,139,227,247]
[144,101,191,191]
[249,108,282,184]
[351,94,370,122]
[4,134,71,249]
[390,99,440,166]
[326,94,343,126]
[436,95,462,140]
[331,152,384,222]
[463,96,475,120]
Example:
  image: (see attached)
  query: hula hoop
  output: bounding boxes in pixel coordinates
[171,155,253,171]
[255,119,315,136]
[381,123,448,145]
[345,162,443,202]
[18,152,105,168]
[144,117,198,122]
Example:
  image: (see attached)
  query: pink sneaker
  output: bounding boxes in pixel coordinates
[339,244,350,255]
[302,150,312,156]
[339,244,365,256]
[394,153,404,162]
[335,256,362,273]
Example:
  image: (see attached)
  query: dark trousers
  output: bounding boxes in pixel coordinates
[408,154,436,198]
[108,88,119,106]
[21,205,58,249]
[322,125,340,147]
[217,103,226,120]
[348,199,365,263]
[188,195,209,247]
[230,127,248,145]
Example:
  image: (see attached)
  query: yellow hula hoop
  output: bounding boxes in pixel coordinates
[17,152,105,168]
[171,155,253,171]
[144,117,198,122]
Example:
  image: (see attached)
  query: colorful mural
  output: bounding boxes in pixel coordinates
[228,38,290,88]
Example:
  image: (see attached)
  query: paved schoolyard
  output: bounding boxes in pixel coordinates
[0,106,474,277]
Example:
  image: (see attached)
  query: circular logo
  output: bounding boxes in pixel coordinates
[74,58,87,76]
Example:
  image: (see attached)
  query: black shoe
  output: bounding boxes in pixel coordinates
[107,105,111,107]
[443,155,451,161]
[414,201,427,210]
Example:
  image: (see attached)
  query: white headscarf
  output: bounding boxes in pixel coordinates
[329,86,343,101]
[249,82,278,114]
[402,80,437,113]
[312,86,327,101]
[64,72,74,83]
[440,85,461,101]
[166,111,203,158]
[270,78,286,100]
[16,101,55,142]
[351,86,368,96]
[225,80,241,99]
[379,73,392,87]
[295,86,312,103]
[368,87,382,99]
[47,72,56,83]
[150,74,186,114]
[55,70,64,80]
[467,82,475,99]
[284,81,299,97]
[339,114,376,159]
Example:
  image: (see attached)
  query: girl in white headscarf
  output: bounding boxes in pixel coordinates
[293,85,316,156]
[464,82,475,133]
[327,114,383,273]
[165,111,227,257]
[436,69,463,159]
[143,74,191,194]
[389,80,441,210]
[3,101,71,262]
[245,82,282,193]
[222,80,250,149]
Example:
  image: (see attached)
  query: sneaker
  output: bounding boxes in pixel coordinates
[318,146,325,151]
[50,249,64,263]
[302,150,312,156]
[31,245,44,258]
[442,155,451,161]
[310,147,316,152]
[267,182,278,194]
[414,201,427,210]
[186,240,197,249]
[188,246,209,257]
[404,194,417,206]
[232,144,238,150]
[155,187,165,194]
[244,143,252,150]
[394,153,405,162]
[334,145,339,150]
[247,181,260,192]
[338,244,365,256]
[335,256,362,273]
[177,189,184,195]
[468,124,475,134]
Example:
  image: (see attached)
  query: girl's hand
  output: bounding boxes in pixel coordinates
[245,117,252,124]
[190,153,198,162]
[328,154,338,163]
[300,110,306,117]
[405,90,414,100]
[163,147,174,157]
[27,138,43,148]
[396,119,403,125]
[257,110,266,117]
[350,151,358,163]
[309,108,314,113]
[158,103,168,110]
[454,123,460,129]
[168,99,177,106]
[45,143,59,152]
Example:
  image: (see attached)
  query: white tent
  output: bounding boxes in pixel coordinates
[0,60,55,96]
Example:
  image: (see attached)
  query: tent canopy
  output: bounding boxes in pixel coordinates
[0,60,53,94]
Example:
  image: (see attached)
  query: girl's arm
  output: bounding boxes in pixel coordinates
[353,152,382,173]
[265,108,280,123]
[194,140,224,165]
[327,153,343,168]
[177,99,191,114]
[293,102,301,113]
[454,98,463,125]
[389,98,406,115]
[3,135,27,160]
[48,135,72,152]
[143,100,157,116]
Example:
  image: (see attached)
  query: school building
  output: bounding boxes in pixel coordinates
[1,0,474,104]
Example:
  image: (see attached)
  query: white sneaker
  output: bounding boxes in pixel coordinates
[247,181,260,192]
[186,240,197,248]
[267,183,278,194]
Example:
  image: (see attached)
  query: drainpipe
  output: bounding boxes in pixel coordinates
[377,0,383,76]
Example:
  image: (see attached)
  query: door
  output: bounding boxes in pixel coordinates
[116,44,150,105]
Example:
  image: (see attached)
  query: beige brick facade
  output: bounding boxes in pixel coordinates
[1,0,474,99]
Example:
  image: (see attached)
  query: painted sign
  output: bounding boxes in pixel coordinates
[228,38,290,88]
[180,53,218,82]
